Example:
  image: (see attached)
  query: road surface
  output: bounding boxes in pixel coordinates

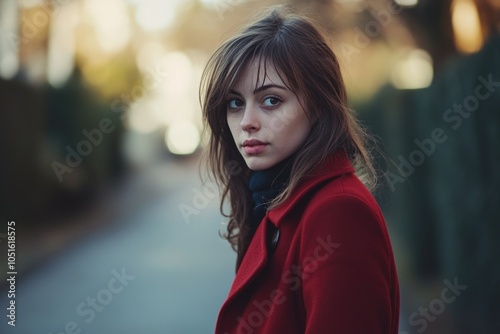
[0,158,236,334]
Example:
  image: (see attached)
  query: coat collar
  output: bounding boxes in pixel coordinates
[217,150,355,326]
[268,150,355,225]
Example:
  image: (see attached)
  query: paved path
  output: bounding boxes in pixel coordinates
[0,158,236,334]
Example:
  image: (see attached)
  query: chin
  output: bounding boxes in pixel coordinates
[244,157,276,171]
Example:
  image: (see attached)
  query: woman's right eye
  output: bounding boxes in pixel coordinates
[227,99,243,109]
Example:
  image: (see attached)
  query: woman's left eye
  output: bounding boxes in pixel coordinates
[262,97,281,107]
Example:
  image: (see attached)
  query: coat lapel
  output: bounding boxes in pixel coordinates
[218,150,355,316]
[220,216,270,310]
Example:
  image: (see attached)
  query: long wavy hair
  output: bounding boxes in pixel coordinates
[200,6,376,270]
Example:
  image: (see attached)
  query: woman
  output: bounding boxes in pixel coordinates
[200,7,400,334]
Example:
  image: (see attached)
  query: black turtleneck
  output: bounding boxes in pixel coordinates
[248,154,295,225]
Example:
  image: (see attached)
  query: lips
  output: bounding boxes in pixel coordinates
[242,139,268,155]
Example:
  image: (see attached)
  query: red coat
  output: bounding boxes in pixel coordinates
[215,151,400,334]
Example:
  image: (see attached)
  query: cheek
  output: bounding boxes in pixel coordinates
[282,110,310,135]
[282,114,311,147]
[226,116,240,139]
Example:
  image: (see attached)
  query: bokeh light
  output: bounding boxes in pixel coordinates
[452,0,484,53]
[391,49,433,89]
[165,120,200,155]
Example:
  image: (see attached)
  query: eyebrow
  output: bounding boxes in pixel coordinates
[229,84,287,96]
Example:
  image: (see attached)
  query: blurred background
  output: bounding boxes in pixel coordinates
[0,0,499,333]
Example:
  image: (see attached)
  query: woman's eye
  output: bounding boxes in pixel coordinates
[228,99,243,109]
[263,97,281,107]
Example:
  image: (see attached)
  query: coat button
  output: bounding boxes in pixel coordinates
[271,228,280,249]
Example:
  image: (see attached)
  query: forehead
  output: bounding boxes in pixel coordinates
[232,57,291,92]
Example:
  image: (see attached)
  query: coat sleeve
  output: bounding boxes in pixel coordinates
[299,194,397,334]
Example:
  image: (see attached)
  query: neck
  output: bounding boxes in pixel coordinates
[248,154,295,224]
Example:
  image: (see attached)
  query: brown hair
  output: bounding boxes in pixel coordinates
[200,6,376,270]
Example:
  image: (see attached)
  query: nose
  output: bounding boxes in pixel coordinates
[240,105,260,133]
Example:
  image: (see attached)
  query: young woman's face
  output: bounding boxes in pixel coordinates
[226,59,312,171]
